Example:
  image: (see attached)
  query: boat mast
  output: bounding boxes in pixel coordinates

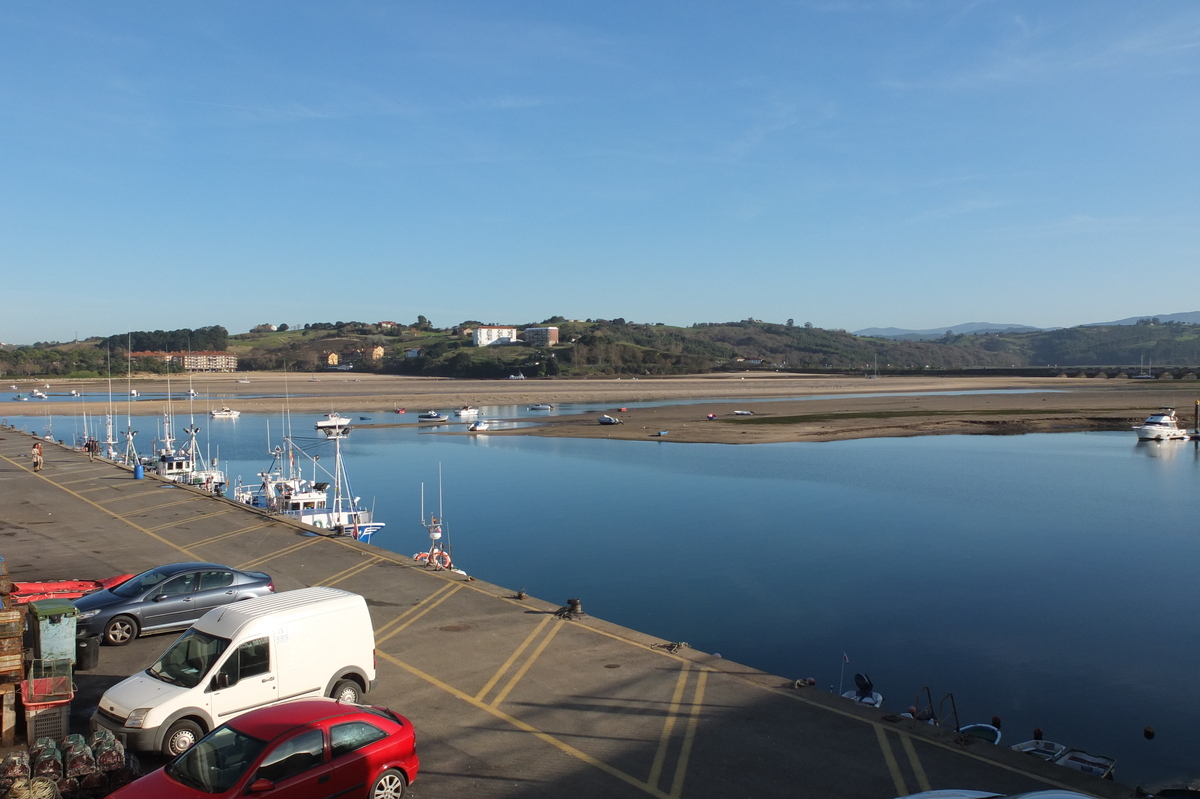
[103,347,117,460]
[417,464,453,570]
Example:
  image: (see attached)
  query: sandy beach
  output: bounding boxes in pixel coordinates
[7,371,1194,444]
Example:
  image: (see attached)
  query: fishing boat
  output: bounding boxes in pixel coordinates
[733,410,754,416]
[529,403,554,411]
[315,412,353,436]
[129,389,140,397]
[418,411,448,422]
[210,406,241,419]
[454,406,479,418]
[598,415,621,425]
[1052,748,1115,779]
[1134,407,1190,441]
[30,390,47,399]
[236,378,251,384]
[395,406,406,414]
[69,390,81,397]
[186,388,199,397]
[152,413,226,494]
[412,465,460,572]
[467,420,490,432]
[233,430,383,543]
[12,395,27,402]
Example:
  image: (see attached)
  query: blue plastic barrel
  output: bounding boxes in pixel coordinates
[133,464,144,480]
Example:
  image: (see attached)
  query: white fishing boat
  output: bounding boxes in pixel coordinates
[233,431,383,543]
[129,389,140,397]
[413,465,460,572]
[236,378,251,384]
[733,410,754,416]
[418,411,448,422]
[598,415,622,425]
[454,406,479,418]
[315,412,353,436]
[153,414,226,494]
[210,406,241,419]
[508,372,526,380]
[1134,407,1190,441]
[529,403,554,411]
[30,390,47,399]
[186,388,199,397]
[12,394,27,402]
[467,420,490,432]
[69,390,81,397]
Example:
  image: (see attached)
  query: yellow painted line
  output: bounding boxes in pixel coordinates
[648,664,690,790]
[95,490,166,504]
[900,732,931,792]
[75,485,119,494]
[321,557,382,588]
[0,452,198,559]
[373,583,458,637]
[58,476,112,486]
[236,536,325,570]
[376,649,671,799]
[475,615,553,702]
[128,496,206,514]
[875,726,908,797]
[191,522,274,547]
[144,508,234,531]
[669,669,707,798]
[375,585,463,646]
[490,619,564,708]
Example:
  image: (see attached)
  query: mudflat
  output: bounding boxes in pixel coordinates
[12,371,1191,444]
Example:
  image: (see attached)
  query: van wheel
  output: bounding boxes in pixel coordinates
[331,679,363,703]
[104,615,139,646]
[370,768,407,799]
[162,720,203,757]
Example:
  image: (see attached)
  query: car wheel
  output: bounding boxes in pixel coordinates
[331,678,363,703]
[162,719,204,757]
[104,615,139,646]
[370,768,407,799]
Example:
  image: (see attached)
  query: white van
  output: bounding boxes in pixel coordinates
[92,587,377,756]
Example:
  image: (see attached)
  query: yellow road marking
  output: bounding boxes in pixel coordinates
[489,620,564,708]
[900,732,930,792]
[96,490,164,504]
[321,557,382,587]
[475,616,553,702]
[144,508,234,531]
[191,522,273,547]
[376,649,671,799]
[649,664,690,790]
[75,485,119,494]
[375,585,463,645]
[128,496,205,514]
[373,583,458,638]
[237,536,324,569]
[58,476,112,486]
[669,669,707,798]
[0,452,198,559]
[875,726,907,797]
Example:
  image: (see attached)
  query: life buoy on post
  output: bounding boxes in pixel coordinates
[313,520,324,528]
[413,552,430,563]
[432,551,452,569]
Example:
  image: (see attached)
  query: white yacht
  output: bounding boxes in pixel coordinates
[210,406,241,419]
[454,406,479,418]
[1134,408,1191,441]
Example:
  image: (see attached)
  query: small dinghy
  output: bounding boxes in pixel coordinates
[1053,748,1115,779]
[959,723,1002,745]
[529,403,554,411]
[1011,740,1069,761]
[419,410,448,422]
[598,415,621,425]
[467,420,490,432]
[842,673,883,708]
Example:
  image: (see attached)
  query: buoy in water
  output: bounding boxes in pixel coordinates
[1144,726,1155,740]
[992,715,1002,729]
[1033,727,1044,741]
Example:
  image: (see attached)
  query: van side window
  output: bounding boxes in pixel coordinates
[330,722,387,758]
[216,637,270,686]
[256,729,324,783]
[198,570,234,590]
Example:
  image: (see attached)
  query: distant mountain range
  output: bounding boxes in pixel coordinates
[855,312,1200,340]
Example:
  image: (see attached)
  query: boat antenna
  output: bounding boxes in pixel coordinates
[415,463,454,571]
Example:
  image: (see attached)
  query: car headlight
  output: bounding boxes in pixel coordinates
[125,708,151,729]
[77,610,99,620]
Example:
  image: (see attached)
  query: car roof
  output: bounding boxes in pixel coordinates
[228,698,377,740]
[144,562,238,575]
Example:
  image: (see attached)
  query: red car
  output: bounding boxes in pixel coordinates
[109,698,418,798]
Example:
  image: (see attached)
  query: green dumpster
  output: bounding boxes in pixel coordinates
[28,599,79,663]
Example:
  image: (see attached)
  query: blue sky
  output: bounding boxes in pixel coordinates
[2,1,1198,343]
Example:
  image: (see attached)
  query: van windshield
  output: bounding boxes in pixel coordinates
[148,629,231,689]
[166,725,266,793]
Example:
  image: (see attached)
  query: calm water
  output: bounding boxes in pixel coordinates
[6,410,1198,787]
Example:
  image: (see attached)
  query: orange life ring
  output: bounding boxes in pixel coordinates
[431,551,452,569]
[413,552,429,563]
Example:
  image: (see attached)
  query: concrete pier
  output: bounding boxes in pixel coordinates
[0,429,1134,798]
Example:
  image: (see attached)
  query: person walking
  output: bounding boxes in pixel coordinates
[86,437,97,461]
[31,440,43,472]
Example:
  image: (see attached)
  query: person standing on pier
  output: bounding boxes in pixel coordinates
[31,440,43,472]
